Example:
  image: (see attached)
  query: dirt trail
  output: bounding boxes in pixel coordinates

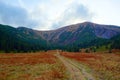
[55,51,95,80]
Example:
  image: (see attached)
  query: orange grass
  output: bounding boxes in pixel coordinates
[35,66,65,80]
[0,51,68,80]
[0,52,56,65]
[61,52,120,80]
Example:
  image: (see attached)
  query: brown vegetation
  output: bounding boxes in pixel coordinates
[0,51,68,80]
[0,52,56,65]
[61,52,120,80]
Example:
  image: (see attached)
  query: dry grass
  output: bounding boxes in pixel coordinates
[0,51,69,80]
[61,52,120,80]
[0,52,57,65]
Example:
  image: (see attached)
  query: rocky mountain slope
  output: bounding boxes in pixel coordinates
[37,22,120,45]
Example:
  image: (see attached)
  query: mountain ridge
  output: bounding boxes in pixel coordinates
[0,22,120,52]
[35,22,120,45]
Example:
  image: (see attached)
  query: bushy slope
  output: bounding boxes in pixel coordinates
[0,24,47,52]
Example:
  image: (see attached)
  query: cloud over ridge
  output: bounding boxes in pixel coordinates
[0,0,119,30]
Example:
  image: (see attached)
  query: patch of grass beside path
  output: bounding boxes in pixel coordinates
[61,52,120,80]
[0,51,69,80]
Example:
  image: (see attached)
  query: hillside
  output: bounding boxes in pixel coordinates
[38,22,120,45]
[0,24,47,52]
[0,22,120,52]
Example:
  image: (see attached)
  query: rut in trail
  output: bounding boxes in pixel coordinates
[55,51,95,80]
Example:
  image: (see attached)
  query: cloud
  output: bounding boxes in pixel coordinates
[0,1,38,28]
[52,3,93,29]
[0,0,94,30]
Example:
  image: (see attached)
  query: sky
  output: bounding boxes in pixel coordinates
[0,0,120,30]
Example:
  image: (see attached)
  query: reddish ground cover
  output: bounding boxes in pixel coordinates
[60,52,101,64]
[0,51,68,80]
[60,52,120,80]
[0,52,57,65]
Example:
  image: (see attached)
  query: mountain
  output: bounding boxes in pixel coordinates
[0,24,47,52]
[37,22,120,45]
[0,22,120,52]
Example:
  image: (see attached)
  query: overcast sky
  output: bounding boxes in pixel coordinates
[0,0,120,30]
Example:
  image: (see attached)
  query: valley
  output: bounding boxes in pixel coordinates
[0,22,120,80]
[0,51,119,80]
[0,0,120,80]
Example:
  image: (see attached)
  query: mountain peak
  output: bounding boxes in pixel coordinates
[81,21,93,24]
